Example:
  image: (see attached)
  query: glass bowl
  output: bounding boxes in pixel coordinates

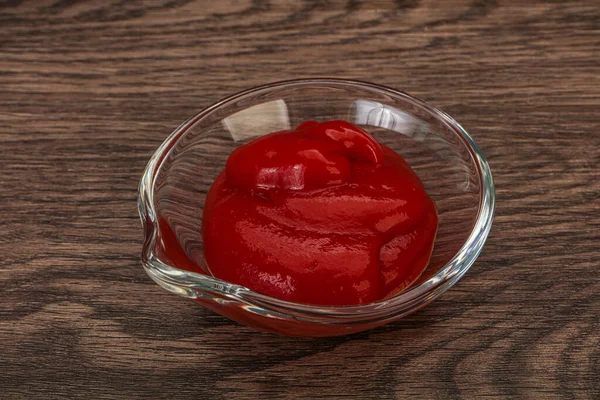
[138,78,495,337]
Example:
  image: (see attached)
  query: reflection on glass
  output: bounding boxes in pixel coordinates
[352,99,429,142]
[222,99,290,142]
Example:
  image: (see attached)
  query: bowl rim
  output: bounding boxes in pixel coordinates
[138,78,495,322]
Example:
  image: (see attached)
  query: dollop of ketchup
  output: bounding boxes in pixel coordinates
[202,120,437,306]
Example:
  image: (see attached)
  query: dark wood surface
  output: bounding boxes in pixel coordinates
[1,1,599,398]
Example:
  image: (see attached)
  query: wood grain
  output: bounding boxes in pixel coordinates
[1,0,598,398]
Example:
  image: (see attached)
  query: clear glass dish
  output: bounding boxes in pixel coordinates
[138,79,495,337]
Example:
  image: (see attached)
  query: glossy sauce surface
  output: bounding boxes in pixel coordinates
[202,121,438,306]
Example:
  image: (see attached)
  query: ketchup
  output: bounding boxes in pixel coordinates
[201,120,437,306]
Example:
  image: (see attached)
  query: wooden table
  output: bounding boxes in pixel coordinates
[1,1,598,398]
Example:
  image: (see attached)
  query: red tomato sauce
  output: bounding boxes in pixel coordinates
[198,120,438,306]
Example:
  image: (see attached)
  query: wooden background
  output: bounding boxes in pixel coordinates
[1,0,598,398]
